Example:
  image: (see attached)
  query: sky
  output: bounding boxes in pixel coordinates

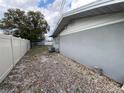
[0,0,96,35]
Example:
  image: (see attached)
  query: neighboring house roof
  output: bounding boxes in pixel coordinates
[52,0,124,37]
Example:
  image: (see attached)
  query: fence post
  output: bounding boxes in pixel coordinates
[10,36,14,66]
[20,38,21,59]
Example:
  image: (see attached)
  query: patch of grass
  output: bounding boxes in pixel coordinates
[28,46,48,56]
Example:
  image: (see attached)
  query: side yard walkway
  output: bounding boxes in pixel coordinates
[0,46,123,93]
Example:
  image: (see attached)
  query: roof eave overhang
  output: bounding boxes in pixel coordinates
[52,0,124,37]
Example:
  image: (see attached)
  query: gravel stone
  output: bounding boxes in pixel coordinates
[0,46,123,93]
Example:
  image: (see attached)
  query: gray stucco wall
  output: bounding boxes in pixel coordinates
[60,22,124,83]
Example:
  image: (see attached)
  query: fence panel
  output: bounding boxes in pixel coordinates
[12,37,21,65]
[0,35,30,83]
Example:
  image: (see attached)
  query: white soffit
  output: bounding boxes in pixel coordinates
[60,12,124,36]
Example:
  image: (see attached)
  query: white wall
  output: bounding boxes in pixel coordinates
[0,34,30,83]
[59,12,124,83]
[60,22,124,83]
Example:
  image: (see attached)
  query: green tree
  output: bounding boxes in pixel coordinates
[0,8,49,42]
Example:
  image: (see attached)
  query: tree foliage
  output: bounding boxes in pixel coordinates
[0,8,49,42]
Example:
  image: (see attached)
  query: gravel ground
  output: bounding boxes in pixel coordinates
[0,46,123,93]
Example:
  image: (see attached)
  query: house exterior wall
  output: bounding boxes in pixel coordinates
[59,12,124,83]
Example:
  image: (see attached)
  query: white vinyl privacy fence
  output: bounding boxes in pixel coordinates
[0,34,30,83]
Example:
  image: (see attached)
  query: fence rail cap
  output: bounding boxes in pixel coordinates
[0,34,12,39]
